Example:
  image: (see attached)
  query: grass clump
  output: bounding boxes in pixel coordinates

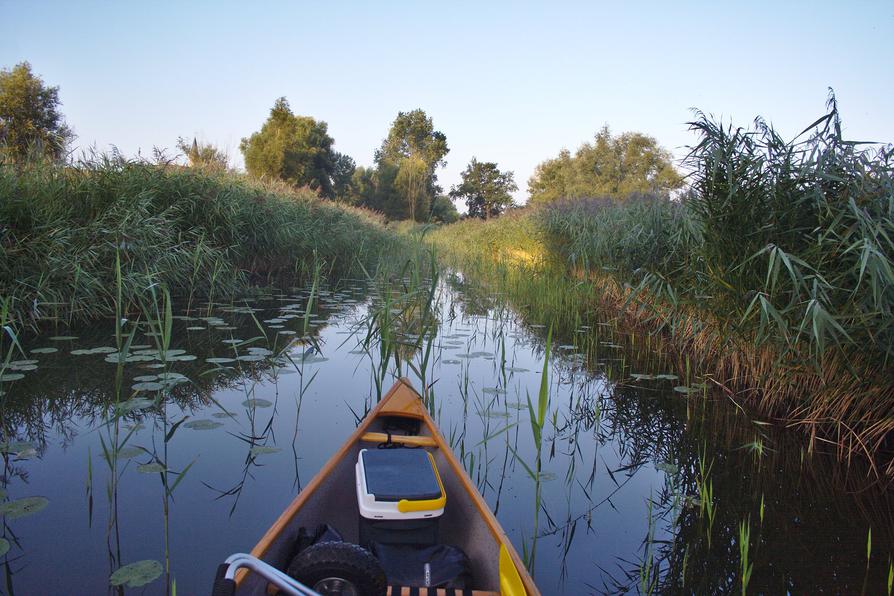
[0,154,397,325]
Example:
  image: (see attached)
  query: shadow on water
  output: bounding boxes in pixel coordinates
[0,272,892,594]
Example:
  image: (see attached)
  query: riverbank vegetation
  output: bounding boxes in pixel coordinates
[429,99,894,475]
[0,156,397,326]
[3,61,893,474]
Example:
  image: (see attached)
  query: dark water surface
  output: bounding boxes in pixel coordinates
[1,278,892,595]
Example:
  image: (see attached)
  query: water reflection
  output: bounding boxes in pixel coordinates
[0,277,891,594]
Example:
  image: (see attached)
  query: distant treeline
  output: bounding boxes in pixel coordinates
[1,61,685,224]
[237,99,684,221]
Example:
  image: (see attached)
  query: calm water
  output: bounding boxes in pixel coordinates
[1,275,892,595]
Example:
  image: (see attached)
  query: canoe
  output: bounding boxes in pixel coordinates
[214,378,539,596]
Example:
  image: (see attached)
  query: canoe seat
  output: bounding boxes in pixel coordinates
[361,432,438,448]
[387,588,499,596]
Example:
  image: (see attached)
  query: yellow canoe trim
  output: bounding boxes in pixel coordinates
[499,543,527,596]
[397,451,447,513]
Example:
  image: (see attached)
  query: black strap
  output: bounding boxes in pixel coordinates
[211,563,236,596]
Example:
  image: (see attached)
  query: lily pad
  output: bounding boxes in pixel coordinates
[212,412,233,419]
[0,441,36,455]
[13,446,38,459]
[29,347,58,354]
[157,372,187,381]
[656,462,679,474]
[249,446,281,456]
[137,462,166,474]
[132,381,164,392]
[164,354,197,362]
[442,359,462,365]
[0,496,49,519]
[237,354,266,362]
[242,398,272,408]
[673,386,701,395]
[0,537,8,556]
[631,373,657,381]
[125,355,156,363]
[0,373,25,382]
[133,375,159,382]
[246,348,273,356]
[184,420,223,431]
[109,559,162,588]
[482,387,507,395]
[206,357,236,364]
[48,335,78,341]
[116,397,155,413]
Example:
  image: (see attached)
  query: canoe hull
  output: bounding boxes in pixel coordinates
[235,378,539,595]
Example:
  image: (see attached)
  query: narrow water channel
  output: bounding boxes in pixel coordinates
[1,275,891,594]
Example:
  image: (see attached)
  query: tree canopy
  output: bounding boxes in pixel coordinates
[177,136,228,170]
[240,98,351,198]
[0,62,72,162]
[528,126,683,203]
[430,195,460,223]
[450,158,517,219]
[367,109,449,220]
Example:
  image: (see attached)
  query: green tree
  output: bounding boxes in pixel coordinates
[0,62,72,162]
[331,152,357,202]
[374,109,448,220]
[240,97,348,198]
[346,165,377,207]
[176,136,228,170]
[450,158,517,219]
[528,126,683,203]
[430,195,460,223]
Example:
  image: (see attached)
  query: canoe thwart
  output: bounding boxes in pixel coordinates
[360,432,438,448]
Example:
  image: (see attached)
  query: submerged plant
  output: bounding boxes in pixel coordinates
[738,517,753,596]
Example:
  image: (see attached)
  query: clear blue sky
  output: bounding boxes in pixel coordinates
[3,0,892,204]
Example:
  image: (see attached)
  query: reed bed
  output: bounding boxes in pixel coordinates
[427,99,894,475]
[0,155,398,326]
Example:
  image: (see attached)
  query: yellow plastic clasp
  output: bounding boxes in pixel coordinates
[396,452,446,513]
